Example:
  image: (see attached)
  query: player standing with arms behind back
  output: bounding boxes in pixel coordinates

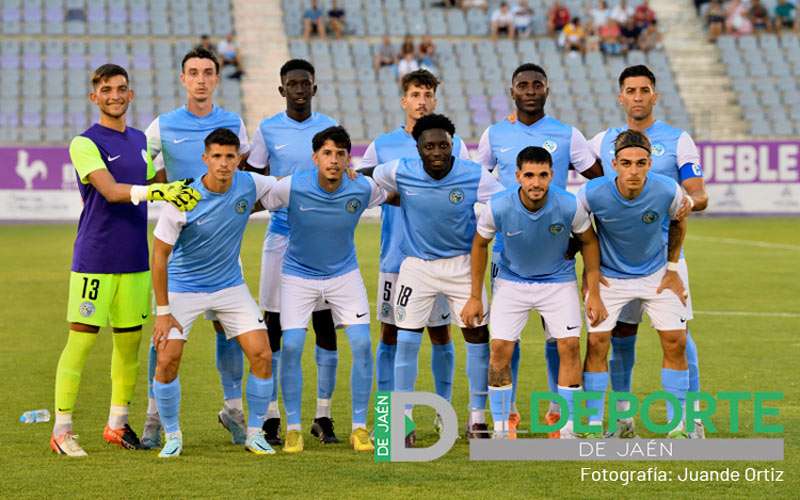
[51,64,200,457]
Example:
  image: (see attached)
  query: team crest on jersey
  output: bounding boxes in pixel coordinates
[235,198,248,214]
[642,210,659,224]
[381,302,392,318]
[549,223,565,235]
[449,189,464,204]
[542,140,558,153]
[346,198,362,213]
[652,143,665,157]
[395,306,406,322]
[79,301,95,318]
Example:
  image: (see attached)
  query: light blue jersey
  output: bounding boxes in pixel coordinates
[146,105,248,181]
[154,171,276,293]
[373,157,504,260]
[477,186,591,283]
[249,111,338,236]
[361,126,470,273]
[590,120,704,184]
[265,168,385,279]
[577,174,683,279]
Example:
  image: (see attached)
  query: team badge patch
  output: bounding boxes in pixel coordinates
[346,198,362,213]
[235,198,248,214]
[542,140,558,153]
[395,306,406,322]
[381,302,392,318]
[652,143,665,157]
[449,189,464,204]
[642,210,659,224]
[549,223,565,235]
[79,301,95,318]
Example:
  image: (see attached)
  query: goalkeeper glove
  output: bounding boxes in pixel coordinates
[131,179,201,211]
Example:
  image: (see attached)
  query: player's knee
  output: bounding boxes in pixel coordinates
[557,337,580,360]
[586,333,610,358]
[661,333,686,361]
[348,333,371,357]
[462,325,489,344]
[427,324,451,344]
[612,322,639,338]
[250,348,272,378]
[380,323,398,344]
[282,329,306,357]
[155,354,180,382]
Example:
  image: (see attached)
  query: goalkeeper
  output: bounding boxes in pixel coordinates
[50,63,200,457]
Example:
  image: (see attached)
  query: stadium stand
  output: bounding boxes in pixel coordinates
[0,0,243,145]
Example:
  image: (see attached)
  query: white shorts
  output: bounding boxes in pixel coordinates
[168,284,264,341]
[490,279,582,342]
[617,258,693,324]
[258,232,328,314]
[588,266,688,333]
[377,272,451,327]
[394,254,488,329]
[280,269,371,330]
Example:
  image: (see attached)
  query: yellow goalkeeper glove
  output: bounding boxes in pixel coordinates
[131,179,201,211]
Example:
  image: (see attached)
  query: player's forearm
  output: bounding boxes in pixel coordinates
[579,232,602,294]
[687,188,708,212]
[470,236,490,299]
[667,218,687,263]
[151,251,170,307]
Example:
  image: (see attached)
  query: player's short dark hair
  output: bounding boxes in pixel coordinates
[91,64,128,88]
[280,59,315,79]
[204,128,240,150]
[512,63,547,82]
[618,65,656,88]
[401,69,439,94]
[182,47,220,74]
[516,146,553,169]
[411,113,455,142]
[312,126,352,153]
[614,130,651,156]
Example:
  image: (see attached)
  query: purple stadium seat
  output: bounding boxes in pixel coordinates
[22,111,41,128]
[132,54,152,69]
[67,53,84,69]
[471,108,491,125]
[3,6,21,22]
[468,94,488,111]
[489,94,509,112]
[130,7,148,23]
[45,6,64,22]
[24,4,42,22]
[23,53,42,70]
[46,110,65,127]
[0,111,19,128]
[1,54,20,69]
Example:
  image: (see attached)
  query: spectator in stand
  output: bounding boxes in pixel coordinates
[748,0,771,33]
[599,17,623,55]
[418,35,437,70]
[706,0,726,42]
[513,0,534,38]
[638,19,663,52]
[400,34,415,58]
[374,35,397,71]
[620,17,642,51]
[397,52,420,82]
[196,34,215,52]
[591,0,610,28]
[726,0,753,35]
[303,0,326,39]
[328,0,346,39]
[694,0,711,16]
[585,21,601,53]
[610,0,634,24]
[461,0,488,10]
[548,1,571,34]
[774,0,796,32]
[491,2,516,40]
[634,0,656,29]
[560,17,586,54]
[217,33,244,79]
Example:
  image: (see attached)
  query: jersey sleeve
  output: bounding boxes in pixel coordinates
[569,127,597,173]
[153,204,187,245]
[676,132,703,182]
[249,172,278,205]
[264,176,291,210]
[457,140,471,160]
[475,127,497,171]
[576,185,591,213]
[145,142,156,181]
[372,160,400,192]
[359,141,379,169]
[477,167,505,203]
[144,118,163,168]
[237,118,250,155]
[668,182,684,220]
[366,177,387,208]
[69,136,107,184]
[247,127,269,169]
[476,200,497,240]
[571,198,592,233]
[588,131,605,160]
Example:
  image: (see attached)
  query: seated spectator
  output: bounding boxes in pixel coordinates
[397,52,420,82]
[610,0,634,24]
[328,0,346,39]
[634,0,656,29]
[620,17,642,51]
[196,34,215,52]
[726,0,753,35]
[591,0,610,28]
[548,1,571,34]
[560,17,585,54]
[774,0,796,31]
[706,0,726,41]
[638,19,663,52]
[491,2,516,39]
[585,21,601,53]
[418,35,437,70]
[599,18,623,55]
[374,35,397,71]
[400,34,415,58]
[217,33,244,79]
[748,0,771,33]
[513,0,534,38]
[303,0,326,40]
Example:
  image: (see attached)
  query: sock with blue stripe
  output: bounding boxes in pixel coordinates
[153,378,181,434]
[610,335,636,396]
[394,330,422,393]
[489,384,512,433]
[245,373,273,432]
[466,341,489,422]
[315,345,338,418]
[557,385,580,434]
[216,330,244,402]
[376,341,396,391]
[431,341,455,401]
[146,341,157,414]
[662,368,689,431]
[544,340,560,414]
[280,328,306,429]
[685,329,701,418]
[346,324,373,428]
[583,371,609,427]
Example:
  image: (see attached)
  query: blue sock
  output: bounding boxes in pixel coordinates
[153,378,181,434]
[394,330,422,392]
[610,335,636,393]
[216,331,244,400]
[583,371,609,425]
[245,373,273,429]
[662,368,689,426]
[280,328,306,427]
[376,341,397,391]
[465,342,489,412]
[488,385,512,428]
[544,340,559,393]
[431,341,455,401]
[147,341,156,400]
[510,342,520,407]
[270,350,281,404]
[685,330,700,392]
[315,345,337,400]
[346,324,373,426]
[557,386,578,423]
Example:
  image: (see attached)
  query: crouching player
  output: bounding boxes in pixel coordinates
[150,129,277,457]
[461,146,607,439]
[264,126,386,453]
[578,130,691,438]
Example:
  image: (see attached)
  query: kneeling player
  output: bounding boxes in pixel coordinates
[578,130,691,438]
[264,126,386,453]
[462,147,607,439]
[151,129,277,457]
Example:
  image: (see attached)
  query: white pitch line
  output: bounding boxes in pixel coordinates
[694,310,800,318]
[687,235,800,252]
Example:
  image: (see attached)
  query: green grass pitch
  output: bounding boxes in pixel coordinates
[1,217,798,498]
